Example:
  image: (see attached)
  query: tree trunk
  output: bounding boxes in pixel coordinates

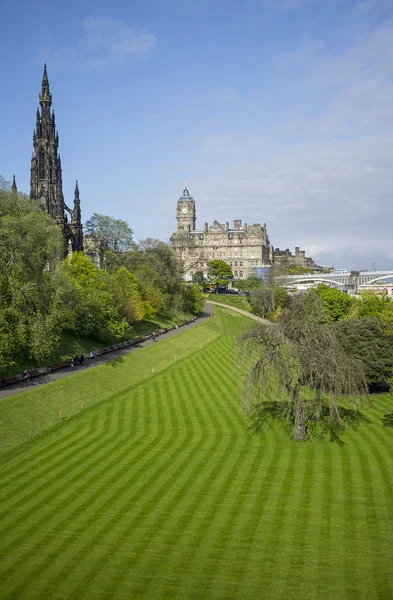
[292,385,308,441]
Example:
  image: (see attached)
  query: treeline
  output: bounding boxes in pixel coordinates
[0,177,204,372]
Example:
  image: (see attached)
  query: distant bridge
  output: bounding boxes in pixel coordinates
[282,270,393,291]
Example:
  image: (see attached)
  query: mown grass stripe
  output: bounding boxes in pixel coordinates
[80,342,242,596]
[316,441,334,598]
[51,365,221,599]
[0,388,158,595]
[0,393,135,539]
[131,352,245,598]
[35,360,210,596]
[345,427,392,600]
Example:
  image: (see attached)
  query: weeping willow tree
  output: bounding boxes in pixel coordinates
[237,292,369,443]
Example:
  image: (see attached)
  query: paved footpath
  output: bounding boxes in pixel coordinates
[207,300,271,325]
[0,301,265,400]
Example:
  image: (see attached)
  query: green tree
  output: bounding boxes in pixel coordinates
[85,213,134,253]
[61,253,129,341]
[139,238,184,301]
[0,177,64,371]
[241,276,265,292]
[380,300,393,335]
[234,279,246,291]
[110,249,165,317]
[334,318,393,384]
[238,292,368,443]
[272,286,288,309]
[113,267,145,324]
[314,284,352,321]
[108,239,183,311]
[249,288,275,318]
[181,284,205,315]
[350,291,389,319]
[207,260,233,292]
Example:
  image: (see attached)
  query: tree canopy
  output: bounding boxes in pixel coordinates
[334,317,393,384]
[314,284,353,322]
[207,260,233,290]
[235,276,265,292]
[238,292,368,443]
[85,213,134,253]
[0,178,64,370]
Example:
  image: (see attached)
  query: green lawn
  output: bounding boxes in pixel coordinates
[205,293,252,311]
[0,308,392,599]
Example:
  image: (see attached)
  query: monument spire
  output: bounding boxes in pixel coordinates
[39,64,52,109]
[30,65,83,256]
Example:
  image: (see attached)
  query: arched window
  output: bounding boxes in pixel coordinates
[38,149,45,179]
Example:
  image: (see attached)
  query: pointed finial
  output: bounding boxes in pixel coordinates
[39,64,52,107]
[183,182,190,198]
[74,180,80,199]
[42,64,49,87]
[12,175,17,192]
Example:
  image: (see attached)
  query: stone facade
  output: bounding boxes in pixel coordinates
[30,65,83,256]
[274,247,316,269]
[170,187,274,280]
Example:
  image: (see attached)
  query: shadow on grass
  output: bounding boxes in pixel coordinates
[382,412,393,428]
[247,401,371,446]
[105,357,125,369]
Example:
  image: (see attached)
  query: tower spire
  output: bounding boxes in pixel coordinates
[12,175,17,192]
[39,63,52,108]
[30,65,83,256]
[42,64,49,90]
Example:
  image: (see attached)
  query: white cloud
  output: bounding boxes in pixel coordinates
[40,17,156,69]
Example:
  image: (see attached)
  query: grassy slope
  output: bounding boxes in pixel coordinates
[205,293,252,311]
[1,310,194,378]
[0,318,220,454]
[0,307,392,600]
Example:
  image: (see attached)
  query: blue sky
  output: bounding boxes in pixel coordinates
[1,0,393,269]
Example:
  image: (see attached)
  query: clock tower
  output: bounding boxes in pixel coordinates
[176,186,196,232]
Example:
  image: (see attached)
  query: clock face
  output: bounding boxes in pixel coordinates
[182,207,188,214]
